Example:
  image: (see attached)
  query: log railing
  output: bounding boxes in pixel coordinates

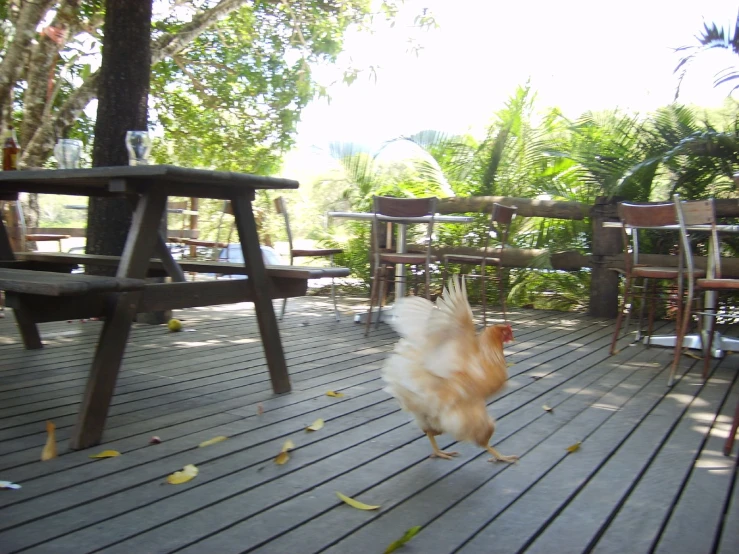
[425,195,739,318]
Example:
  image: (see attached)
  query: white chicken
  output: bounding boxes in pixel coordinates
[382,275,518,463]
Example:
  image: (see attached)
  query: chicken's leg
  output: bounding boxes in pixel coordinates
[486,445,518,464]
[426,432,459,460]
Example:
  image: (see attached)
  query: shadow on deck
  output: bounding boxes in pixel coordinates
[0,297,737,553]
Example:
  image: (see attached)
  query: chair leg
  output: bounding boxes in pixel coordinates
[669,289,692,387]
[610,276,632,355]
[724,396,739,456]
[480,267,487,327]
[703,307,717,381]
[377,267,387,328]
[498,265,507,323]
[280,298,287,320]
[365,266,380,337]
[330,277,339,321]
[645,279,658,346]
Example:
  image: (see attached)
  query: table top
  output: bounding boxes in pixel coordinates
[0,165,299,199]
[327,211,474,224]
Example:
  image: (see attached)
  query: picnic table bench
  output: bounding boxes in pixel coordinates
[0,165,345,449]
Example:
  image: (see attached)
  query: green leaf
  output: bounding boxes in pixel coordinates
[384,526,422,553]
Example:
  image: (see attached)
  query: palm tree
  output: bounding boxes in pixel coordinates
[675,15,739,99]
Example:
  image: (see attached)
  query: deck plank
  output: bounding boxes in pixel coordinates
[0,296,736,554]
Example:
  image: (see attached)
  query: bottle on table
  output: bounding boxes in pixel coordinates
[3,125,20,171]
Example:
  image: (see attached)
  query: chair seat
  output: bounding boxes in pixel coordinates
[442,253,502,266]
[292,248,343,257]
[181,239,229,248]
[631,266,696,280]
[26,234,71,241]
[379,253,438,265]
[697,278,739,290]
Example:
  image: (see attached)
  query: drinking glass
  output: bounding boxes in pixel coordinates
[54,139,82,169]
[125,131,152,166]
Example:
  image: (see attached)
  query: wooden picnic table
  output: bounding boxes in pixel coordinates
[0,165,301,449]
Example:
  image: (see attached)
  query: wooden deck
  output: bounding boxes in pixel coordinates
[0,297,737,554]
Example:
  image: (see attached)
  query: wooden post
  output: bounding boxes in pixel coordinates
[590,196,623,318]
[189,197,198,258]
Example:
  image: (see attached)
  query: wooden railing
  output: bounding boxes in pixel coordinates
[425,196,739,318]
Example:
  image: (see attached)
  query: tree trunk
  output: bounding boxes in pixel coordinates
[86,0,152,274]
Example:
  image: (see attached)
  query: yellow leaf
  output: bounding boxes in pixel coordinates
[566,441,582,453]
[335,491,381,510]
[89,450,121,459]
[684,352,702,360]
[167,464,199,484]
[275,451,290,465]
[506,362,514,367]
[384,526,422,554]
[198,436,228,448]
[281,439,295,452]
[306,419,324,432]
[326,390,345,398]
[542,405,553,412]
[41,421,57,461]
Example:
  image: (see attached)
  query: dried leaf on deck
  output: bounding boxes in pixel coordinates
[89,450,121,459]
[305,419,324,432]
[566,441,582,453]
[684,352,702,360]
[281,439,295,452]
[0,480,21,490]
[384,526,422,553]
[167,464,199,484]
[274,451,290,465]
[326,391,345,398]
[198,436,227,448]
[149,436,162,445]
[542,405,553,413]
[506,362,514,367]
[257,403,264,416]
[335,491,381,510]
[41,421,57,461]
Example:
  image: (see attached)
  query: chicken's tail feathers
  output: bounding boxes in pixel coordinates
[434,274,473,329]
[388,295,434,342]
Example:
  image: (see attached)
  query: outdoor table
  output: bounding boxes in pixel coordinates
[0,165,299,448]
[603,220,739,357]
[328,211,473,322]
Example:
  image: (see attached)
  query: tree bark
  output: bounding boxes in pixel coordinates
[85,0,152,273]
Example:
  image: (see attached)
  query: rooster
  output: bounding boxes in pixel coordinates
[382,275,518,463]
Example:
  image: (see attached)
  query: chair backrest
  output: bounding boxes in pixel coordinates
[673,195,720,279]
[274,196,294,257]
[370,195,437,265]
[482,203,517,252]
[617,200,677,272]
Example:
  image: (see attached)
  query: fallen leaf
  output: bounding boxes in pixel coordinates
[41,421,57,461]
[542,405,553,413]
[89,450,121,459]
[305,419,324,432]
[198,436,228,448]
[506,362,514,367]
[384,526,422,553]
[0,480,21,490]
[257,403,264,416]
[281,439,295,452]
[326,390,345,398]
[566,441,582,453]
[149,436,162,445]
[167,464,199,484]
[529,375,543,381]
[275,451,290,465]
[684,352,702,360]
[335,491,381,510]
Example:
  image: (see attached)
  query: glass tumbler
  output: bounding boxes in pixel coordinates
[54,139,83,169]
[125,131,152,166]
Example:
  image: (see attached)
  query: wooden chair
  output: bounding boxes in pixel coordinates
[609,201,703,376]
[441,202,517,326]
[274,196,343,320]
[365,195,438,336]
[674,195,739,454]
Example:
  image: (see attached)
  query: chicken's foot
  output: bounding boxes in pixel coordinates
[486,445,518,464]
[426,432,459,460]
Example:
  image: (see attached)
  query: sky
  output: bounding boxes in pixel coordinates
[291,0,739,156]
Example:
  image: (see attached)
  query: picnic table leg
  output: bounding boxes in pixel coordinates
[231,194,291,394]
[0,213,43,348]
[71,191,167,449]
